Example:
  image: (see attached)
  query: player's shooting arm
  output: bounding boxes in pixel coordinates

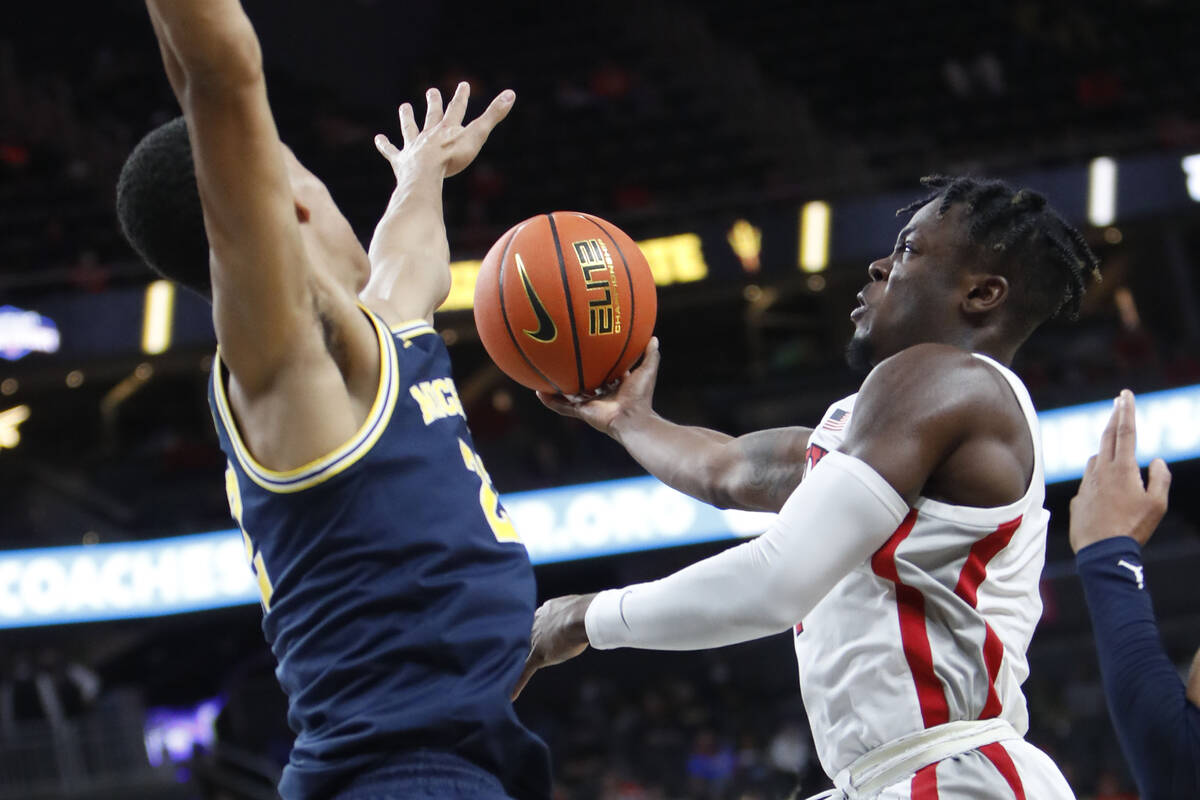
[363,84,513,326]
[145,0,326,390]
[539,338,812,512]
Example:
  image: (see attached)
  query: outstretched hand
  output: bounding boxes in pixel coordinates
[1068,389,1171,552]
[373,82,514,181]
[537,337,661,436]
[512,593,596,700]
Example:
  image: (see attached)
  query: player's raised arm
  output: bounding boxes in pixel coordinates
[1069,392,1200,798]
[144,0,329,390]
[539,338,812,512]
[363,83,514,326]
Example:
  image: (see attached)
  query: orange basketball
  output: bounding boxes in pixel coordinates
[473,212,657,395]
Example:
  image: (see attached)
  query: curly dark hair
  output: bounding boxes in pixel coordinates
[116,116,211,300]
[900,175,1101,330]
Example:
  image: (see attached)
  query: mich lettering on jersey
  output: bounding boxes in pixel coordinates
[408,377,466,426]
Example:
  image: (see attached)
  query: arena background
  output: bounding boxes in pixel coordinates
[1,1,1199,798]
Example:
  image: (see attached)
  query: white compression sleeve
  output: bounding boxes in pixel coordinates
[584,450,909,651]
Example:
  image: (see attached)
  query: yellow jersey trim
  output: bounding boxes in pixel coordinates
[390,319,439,340]
[212,306,401,494]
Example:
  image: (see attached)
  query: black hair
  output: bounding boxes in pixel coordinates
[116,116,212,300]
[898,175,1100,330]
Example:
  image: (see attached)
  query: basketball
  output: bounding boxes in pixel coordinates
[473,212,657,395]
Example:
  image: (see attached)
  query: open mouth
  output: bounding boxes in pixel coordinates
[851,293,868,321]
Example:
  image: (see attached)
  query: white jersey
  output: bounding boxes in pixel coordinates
[794,354,1049,780]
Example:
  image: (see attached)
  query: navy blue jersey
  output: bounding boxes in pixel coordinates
[208,310,551,800]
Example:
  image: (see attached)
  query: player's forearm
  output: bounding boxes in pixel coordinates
[1076,538,1200,798]
[145,0,262,90]
[365,166,451,314]
[608,411,737,507]
[610,414,809,512]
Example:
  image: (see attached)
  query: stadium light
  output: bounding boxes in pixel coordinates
[141,280,176,355]
[1088,157,1117,226]
[727,219,762,272]
[0,404,30,449]
[799,201,831,272]
[1182,154,1200,202]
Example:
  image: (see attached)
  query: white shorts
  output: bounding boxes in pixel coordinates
[807,720,1075,800]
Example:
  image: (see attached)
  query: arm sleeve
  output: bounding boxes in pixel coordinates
[1076,537,1200,800]
[584,450,909,651]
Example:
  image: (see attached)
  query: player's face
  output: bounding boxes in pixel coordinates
[282,149,371,293]
[847,199,971,370]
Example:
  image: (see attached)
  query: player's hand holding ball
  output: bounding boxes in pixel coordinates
[473,211,658,399]
[537,336,661,436]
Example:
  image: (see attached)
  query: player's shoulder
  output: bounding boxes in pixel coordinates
[857,343,1018,432]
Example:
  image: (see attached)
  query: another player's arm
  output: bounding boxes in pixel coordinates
[1069,393,1199,797]
[539,338,812,512]
[515,344,992,697]
[144,0,335,388]
[362,84,514,327]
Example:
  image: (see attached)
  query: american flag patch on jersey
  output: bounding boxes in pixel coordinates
[822,408,850,431]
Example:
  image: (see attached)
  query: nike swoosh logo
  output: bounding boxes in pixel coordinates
[516,254,557,343]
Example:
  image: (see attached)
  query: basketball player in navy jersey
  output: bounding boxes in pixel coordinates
[116,3,550,799]
[520,178,1101,798]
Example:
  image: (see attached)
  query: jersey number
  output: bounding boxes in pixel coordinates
[458,439,521,543]
[226,464,275,611]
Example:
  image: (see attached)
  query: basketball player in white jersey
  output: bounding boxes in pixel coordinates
[515,176,1100,799]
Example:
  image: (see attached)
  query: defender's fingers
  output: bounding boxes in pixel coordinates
[423,87,444,129]
[1081,454,1098,480]
[443,81,471,127]
[1114,389,1138,464]
[398,103,419,147]
[1147,458,1172,507]
[373,134,401,162]
[465,89,516,138]
[1098,394,1122,462]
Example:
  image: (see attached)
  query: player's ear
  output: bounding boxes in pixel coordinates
[294,199,311,224]
[963,273,1008,315]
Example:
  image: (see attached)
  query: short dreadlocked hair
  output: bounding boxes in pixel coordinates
[116,117,212,300]
[899,175,1100,331]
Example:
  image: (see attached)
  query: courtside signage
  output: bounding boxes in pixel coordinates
[1040,383,1200,483]
[2,385,1197,627]
[0,531,256,627]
